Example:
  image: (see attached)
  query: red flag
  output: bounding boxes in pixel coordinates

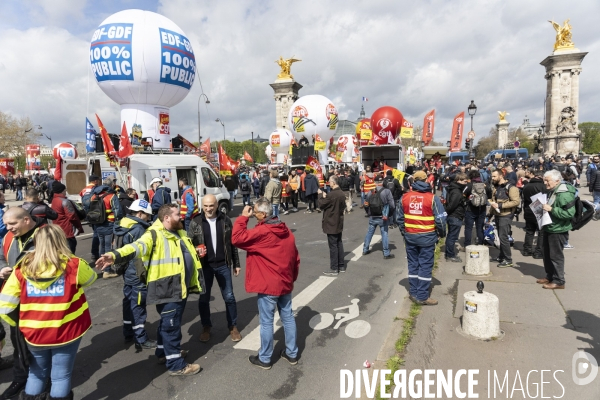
[95,113,117,164]
[200,138,211,154]
[305,156,322,173]
[422,109,435,145]
[243,151,254,162]
[54,154,62,180]
[450,111,465,152]
[118,122,134,158]
[218,144,236,175]
[176,134,198,153]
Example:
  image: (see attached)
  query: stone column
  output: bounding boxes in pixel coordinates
[496,120,510,149]
[269,79,302,130]
[540,49,587,156]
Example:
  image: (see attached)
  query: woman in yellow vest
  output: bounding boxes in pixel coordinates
[0,225,96,400]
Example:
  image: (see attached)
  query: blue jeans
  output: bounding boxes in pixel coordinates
[228,191,235,211]
[91,225,100,260]
[155,299,188,371]
[406,243,436,301]
[242,194,251,206]
[95,223,114,255]
[199,265,238,327]
[445,217,463,258]
[257,293,298,364]
[593,191,600,211]
[123,284,149,344]
[363,218,390,256]
[272,204,280,218]
[26,338,81,397]
[16,188,22,201]
[464,208,486,246]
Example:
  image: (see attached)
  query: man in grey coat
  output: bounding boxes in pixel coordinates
[363,184,395,259]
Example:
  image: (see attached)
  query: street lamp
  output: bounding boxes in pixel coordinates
[467,100,477,159]
[197,93,210,145]
[215,118,225,150]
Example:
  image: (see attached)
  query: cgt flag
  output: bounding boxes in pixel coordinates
[118,122,134,158]
[218,144,237,175]
[243,151,254,162]
[200,138,210,154]
[305,156,322,173]
[400,119,414,139]
[422,109,435,145]
[176,134,198,153]
[95,113,117,165]
[450,111,465,152]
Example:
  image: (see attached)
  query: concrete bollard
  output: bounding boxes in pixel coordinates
[462,287,501,340]
[464,245,491,275]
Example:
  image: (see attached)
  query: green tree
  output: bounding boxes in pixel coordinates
[0,111,39,173]
[580,122,600,154]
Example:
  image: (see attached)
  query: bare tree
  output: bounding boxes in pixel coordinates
[0,111,39,172]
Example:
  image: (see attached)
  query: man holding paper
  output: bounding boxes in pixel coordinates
[538,170,576,290]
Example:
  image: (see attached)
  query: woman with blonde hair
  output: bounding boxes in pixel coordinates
[0,224,96,400]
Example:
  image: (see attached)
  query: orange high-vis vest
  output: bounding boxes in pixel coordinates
[180,187,199,218]
[363,176,376,193]
[102,193,116,223]
[402,191,436,234]
[14,258,92,346]
[79,184,95,198]
[147,189,155,203]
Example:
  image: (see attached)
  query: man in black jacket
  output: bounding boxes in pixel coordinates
[187,194,242,343]
[463,170,492,247]
[522,169,546,258]
[382,170,403,226]
[589,158,600,220]
[319,176,347,275]
[337,171,352,213]
[20,188,58,225]
[444,173,468,262]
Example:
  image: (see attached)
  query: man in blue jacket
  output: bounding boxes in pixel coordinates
[398,171,447,306]
[150,177,172,220]
[113,199,157,350]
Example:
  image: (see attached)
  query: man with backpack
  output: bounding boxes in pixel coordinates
[362,180,395,259]
[112,199,157,351]
[89,178,124,278]
[539,170,576,289]
[382,169,402,226]
[463,170,492,248]
[20,188,58,225]
[337,170,352,214]
[239,173,252,207]
[51,181,85,253]
[489,169,521,268]
[444,173,468,262]
[81,174,101,262]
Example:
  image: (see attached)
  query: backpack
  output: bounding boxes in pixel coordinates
[112,229,156,278]
[87,193,109,224]
[554,164,567,173]
[561,196,594,231]
[69,199,86,220]
[470,182,488,207]
[240,179,250,192]
[368,189,384,217]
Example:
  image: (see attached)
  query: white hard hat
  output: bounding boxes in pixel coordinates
[150,177,162,185]
[129,199,152,215]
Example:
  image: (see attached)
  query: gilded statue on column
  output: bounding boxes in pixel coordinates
[497,111,509,122]
[275,56,301,80]
[549,19,575,51]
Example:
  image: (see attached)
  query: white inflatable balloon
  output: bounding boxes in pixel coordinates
[90,10,196,149]
[287,95,338,143]
[269,129,293,154]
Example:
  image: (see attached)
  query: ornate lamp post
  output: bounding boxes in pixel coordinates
[215,118,225,151]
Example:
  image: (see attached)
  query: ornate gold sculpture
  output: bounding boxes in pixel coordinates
[497,111,509,122]
[275,56,301,80]
[549,19,575,51]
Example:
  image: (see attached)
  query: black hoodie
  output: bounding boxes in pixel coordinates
[445,181,467,220]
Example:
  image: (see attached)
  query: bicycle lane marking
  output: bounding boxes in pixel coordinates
[233,276,337,351]
[349,235,381,261]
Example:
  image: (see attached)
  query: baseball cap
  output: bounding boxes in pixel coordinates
[89,174,100,181]
[150,177,162,185]
[413,171,427,181]
[129,199,152,215]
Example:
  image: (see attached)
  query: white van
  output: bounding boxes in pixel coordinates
[62,153,231,215]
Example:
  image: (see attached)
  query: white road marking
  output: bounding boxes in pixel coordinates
[349,235,381,261]
[234,276,337,351]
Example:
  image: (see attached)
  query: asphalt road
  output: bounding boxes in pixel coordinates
[0,196,408,400]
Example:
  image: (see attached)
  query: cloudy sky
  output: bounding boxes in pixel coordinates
[1,0,599,148]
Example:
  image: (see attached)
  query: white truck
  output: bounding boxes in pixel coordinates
[61,152,231,215]
[359,144,405,171]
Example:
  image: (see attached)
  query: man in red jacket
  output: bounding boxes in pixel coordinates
[232,198,300,370]
[51,181,84,252]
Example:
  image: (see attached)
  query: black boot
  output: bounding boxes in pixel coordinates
[1,381,26,400]
[18,392,48,400]
[49,392,72,400]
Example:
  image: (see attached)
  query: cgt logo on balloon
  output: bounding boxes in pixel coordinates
[292,105,311,133]
[326,103,338,130]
